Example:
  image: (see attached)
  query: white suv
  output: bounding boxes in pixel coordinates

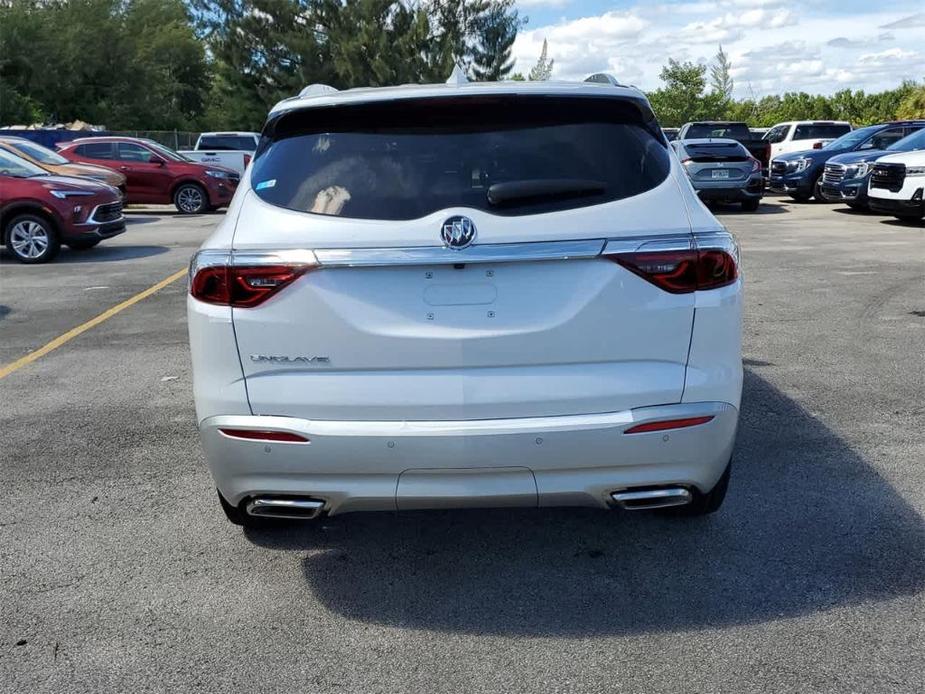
[764,120,852,159]
[867,149,925,222]
[187,79,743,526]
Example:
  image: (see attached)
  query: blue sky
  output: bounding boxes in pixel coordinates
[511,0,925,96]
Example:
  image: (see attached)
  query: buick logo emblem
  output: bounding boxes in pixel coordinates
[441,216,476,250]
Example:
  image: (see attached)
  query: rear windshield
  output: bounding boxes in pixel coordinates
[685,124,749,139]
[252,96,669,220]
[793,124,851,140]
[682,141,749,161]
[198,135,257,151]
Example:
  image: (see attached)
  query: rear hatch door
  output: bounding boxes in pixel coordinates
[232,93,695,421]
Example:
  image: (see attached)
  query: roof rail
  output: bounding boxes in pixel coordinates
[299,84,339,98]
[584,73,626,87]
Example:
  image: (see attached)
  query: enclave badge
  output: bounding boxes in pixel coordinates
[441,215,477,249]
[250,355,330,365]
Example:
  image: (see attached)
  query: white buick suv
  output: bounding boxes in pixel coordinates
[188,78,743,527]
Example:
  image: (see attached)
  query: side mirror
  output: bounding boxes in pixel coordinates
[148,154,165,165]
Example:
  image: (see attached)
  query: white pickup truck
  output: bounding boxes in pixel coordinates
[763,121,852,159]
[179,131,259,175]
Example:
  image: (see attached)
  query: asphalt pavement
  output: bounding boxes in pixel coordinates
[1,200,923,693]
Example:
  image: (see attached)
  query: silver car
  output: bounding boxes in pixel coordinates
[673,138,764,211]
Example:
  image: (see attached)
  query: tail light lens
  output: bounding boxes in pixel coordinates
[749,157,761,172]
[604,232,739,294]
[243,154,252,168]
[189,250,317,307]
[813,142,824,149]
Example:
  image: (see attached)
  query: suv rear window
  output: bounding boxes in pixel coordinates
[198,135,257,151]
[685,124,749,139]
[252,96,669,220]
[793,124,851,140]
[682,141,749,161]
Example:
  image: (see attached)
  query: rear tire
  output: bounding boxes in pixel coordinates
[741,198,760,212]
[5,213,61,264]
[67,239,101,251]
[173,183,208,214]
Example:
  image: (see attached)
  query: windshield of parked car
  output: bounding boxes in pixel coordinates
[144,141,191,162]
[253,96,669,220]
[5,139,70,165]
[887,127,925,151]
[0,149,50,177]
[685,124,750,139]
[198,135,257,152]
[822,125,880,150]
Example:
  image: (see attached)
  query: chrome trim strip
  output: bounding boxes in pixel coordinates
[602,233,693,255]
[202,403,733,438]
[312,239,606,267]
[194,231,733,274]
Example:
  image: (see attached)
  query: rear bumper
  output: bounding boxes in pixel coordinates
[200,401,739,515]
[695,185,763,202]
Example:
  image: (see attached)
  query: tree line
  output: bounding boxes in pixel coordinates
[1,0,922,131]
[649,49,925,128]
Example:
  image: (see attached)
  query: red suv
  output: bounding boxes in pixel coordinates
[57,137,240,214]
[0,148,124,263]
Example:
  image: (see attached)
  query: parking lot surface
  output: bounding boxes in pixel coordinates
[2,201,923,692]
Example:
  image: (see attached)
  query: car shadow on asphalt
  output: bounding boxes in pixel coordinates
[879,218,925,228]
[709,202,789,215]
[0,245,170,264]
[244,370,925,637]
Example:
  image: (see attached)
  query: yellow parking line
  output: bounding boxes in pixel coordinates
[0,268,187,380]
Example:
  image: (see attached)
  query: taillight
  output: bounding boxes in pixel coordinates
[189,250,316,307]
[813,142,823,149]
[607,248,737,293]
[749,157,761,172]
[243,154,252,167]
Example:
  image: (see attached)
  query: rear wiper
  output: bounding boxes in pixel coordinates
[487,179,606,206]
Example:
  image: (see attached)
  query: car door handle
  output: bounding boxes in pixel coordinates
[119,166,130,171]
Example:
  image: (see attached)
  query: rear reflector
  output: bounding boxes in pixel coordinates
[624,416,714,434]
[218,428,309,443]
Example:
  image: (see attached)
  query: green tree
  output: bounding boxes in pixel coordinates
[647,59,712,126]
[470,0,521,81]
[709,45,733,102]
[896,84,925,119]
[527,38,554,81]
[0,0,208,129]
[190,0,523,128]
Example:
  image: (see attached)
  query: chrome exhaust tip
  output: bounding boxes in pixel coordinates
[611,487,692,510]
[245,497,325,520]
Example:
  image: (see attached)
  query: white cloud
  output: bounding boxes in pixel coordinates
[512,1,925,97]
[879,12,925,30]
[858,48,919,64]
